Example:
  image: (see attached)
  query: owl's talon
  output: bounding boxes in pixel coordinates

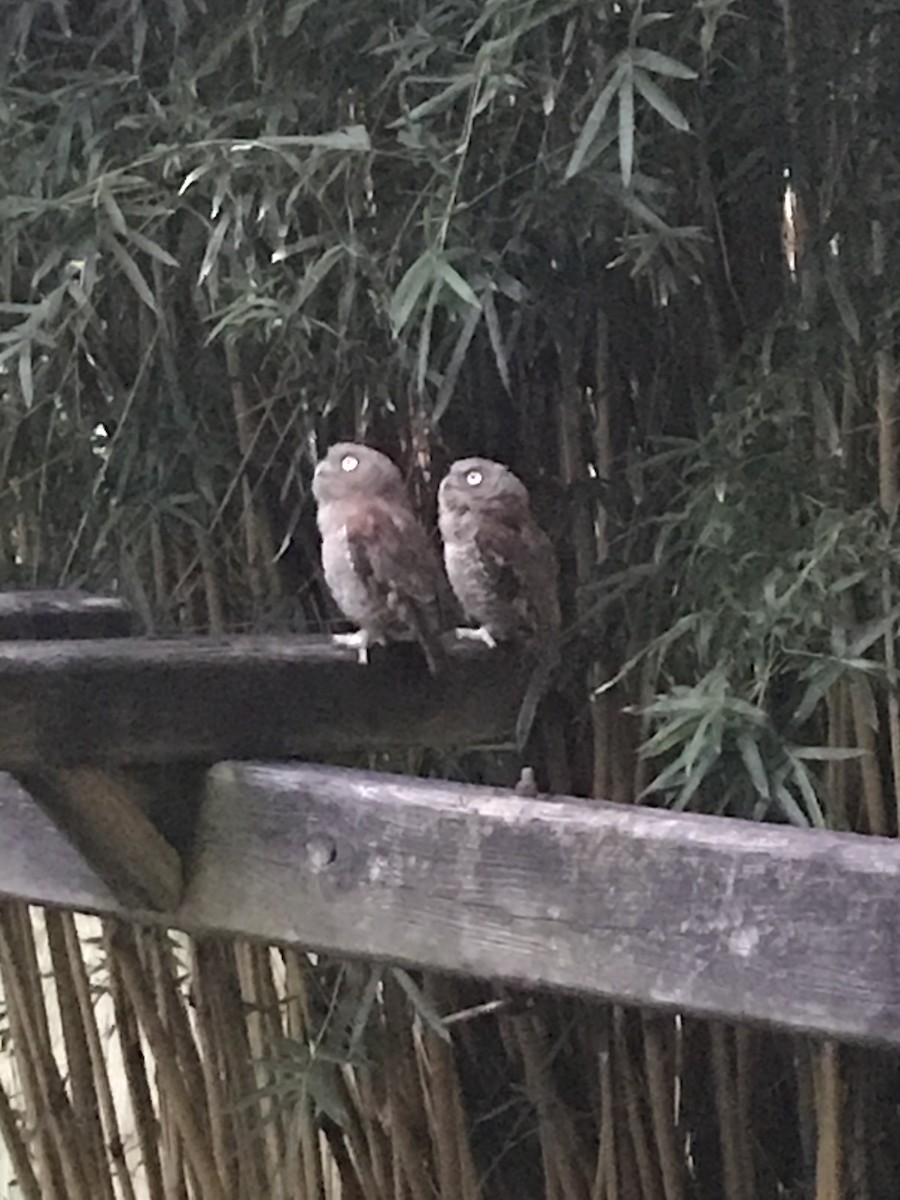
[332,630,370,664]
[454,626,498,649]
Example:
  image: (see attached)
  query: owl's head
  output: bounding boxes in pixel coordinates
[312,443,407,506]
[438,457,529,513]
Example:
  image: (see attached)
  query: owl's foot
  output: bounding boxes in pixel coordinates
[454,626,498,649]
[332,630,371,665]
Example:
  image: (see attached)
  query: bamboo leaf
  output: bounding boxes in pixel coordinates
[433,303,482,424]
[104,233,159,313]
[633,68,690,132]
[389,250,435,337]
[198,213,231,287]
[618,65,635,188]
[565,62,627,181]
[416,276,442,394]
[17,342,33,408]
[629,48,698,79]
[294,243,346,307]
[435,259,481,310]
[281,0,319,36]
[824,251,861,344]
[124,228,180,268]
[390,968,451,1043]
[391,76,475,127]
[773,783,811,828]
[482,288,510,392]
[737,732,770,799]
[785,756,826,828]
[99,186,128,236]
[790,745,864,761]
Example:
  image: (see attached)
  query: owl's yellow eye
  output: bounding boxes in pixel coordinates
[465,469,482,486]
[341,454,360,472]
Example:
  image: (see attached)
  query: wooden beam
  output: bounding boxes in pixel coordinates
[0,635,525,766]
[0,590,132,640]
[19,769,184,910]
[0,775,121,912]
[3,762,900,1046]
[191,765,900,1044]
[0,589,184,910]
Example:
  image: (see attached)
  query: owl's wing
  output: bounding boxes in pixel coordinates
[473,510,560,636]
[344,500,445,672]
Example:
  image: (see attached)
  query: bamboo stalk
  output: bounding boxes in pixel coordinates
[848,678,888,835]
[0,907,93,1200]
[872,215,900,833]
[44,911,115,1200]
[383,975,436,1199]
[733,1026,757,1200]
[614,1011,663,1200]
[105,926,166,1200]
[814,1041,843,1200]
[108,927,227,1200]
[189,942,231,1190]
[60,914,140,1200]
[515,1009,590,1200]
[0,1075,42,1200]
[642,1017,686,1200]
[710,1024,748,1200]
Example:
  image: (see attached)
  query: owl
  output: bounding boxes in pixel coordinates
[437,457,560,648]
[312,442,446,674]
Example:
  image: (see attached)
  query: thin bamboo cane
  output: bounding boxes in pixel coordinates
[60,914,140,1200]
[641,1017,686,1200]
[108,928,227,1200]
[814,1041,843,1200]
[104,927,166,1200]
[44,911,116,1200]
[0,1075,42,1200]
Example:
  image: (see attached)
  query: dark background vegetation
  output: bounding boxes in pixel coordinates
[1,0,899,1196]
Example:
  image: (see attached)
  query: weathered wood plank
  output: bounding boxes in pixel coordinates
[0,590,132,640]
[19,768,184,910]
[0,635,524,766]
[185,764,900,1046]
[0,775,121,912]
[6,760,898,1045]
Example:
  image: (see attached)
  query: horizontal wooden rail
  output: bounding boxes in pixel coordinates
[0,589,132,640]
[2,762,899,1046]
[0,634,525,766]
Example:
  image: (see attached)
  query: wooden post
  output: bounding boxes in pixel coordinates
[0,591,184,910]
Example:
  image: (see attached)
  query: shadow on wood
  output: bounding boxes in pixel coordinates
[0,634,525,766]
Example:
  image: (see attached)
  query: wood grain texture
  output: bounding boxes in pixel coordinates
[0,635,525,766]
[5,760,900,1046]
[19,768,184,910]
[185,763,900,1046]
[0,775,121,913]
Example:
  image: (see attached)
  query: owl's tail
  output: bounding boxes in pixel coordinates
[406,602,447,677]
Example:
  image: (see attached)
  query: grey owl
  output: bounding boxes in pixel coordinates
[312,442,445,674]
[437,457,560,647]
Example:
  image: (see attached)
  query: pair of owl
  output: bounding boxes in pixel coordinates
[312,443,560,674]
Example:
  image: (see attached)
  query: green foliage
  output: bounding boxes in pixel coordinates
[1,0,898,819]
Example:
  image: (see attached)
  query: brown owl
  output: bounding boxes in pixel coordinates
[437,457,560,647]
[312,442,446,674]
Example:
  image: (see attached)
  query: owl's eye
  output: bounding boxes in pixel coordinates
[465,469,483,487]
[341,454,360,473]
